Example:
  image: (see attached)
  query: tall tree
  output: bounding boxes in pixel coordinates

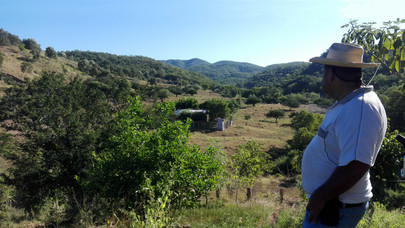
[0,72,130,218]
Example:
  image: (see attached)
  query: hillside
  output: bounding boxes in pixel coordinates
[161,58,264,85]
[0,29,220,92]
[0,45,82,89]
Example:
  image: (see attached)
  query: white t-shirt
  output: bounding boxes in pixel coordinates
[301,86,387,203]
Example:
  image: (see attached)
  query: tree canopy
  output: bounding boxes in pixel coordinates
[342,19,405,87]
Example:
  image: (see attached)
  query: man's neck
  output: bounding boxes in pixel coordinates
[335,86,360,101]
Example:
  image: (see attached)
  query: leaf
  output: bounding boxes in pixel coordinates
[395,60,400,73]
[393,38,403,49]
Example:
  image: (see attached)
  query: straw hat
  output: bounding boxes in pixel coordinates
[309,43,380,68]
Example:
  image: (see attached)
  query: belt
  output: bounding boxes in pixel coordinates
[338,201,366,208]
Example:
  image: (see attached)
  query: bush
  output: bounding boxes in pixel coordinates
[175,97,199,109]
[20,62,33,73]
[84,97,224,214]
[45,47,57,59]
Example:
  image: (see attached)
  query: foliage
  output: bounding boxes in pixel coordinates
[265,109,285,123]
[245,95,261,107]
[84,97,224,212]
[243,85,284,104]
[371,130,405,205]
[314,97,334,108]
[200,98,232,119]
[281,94,300,110]
[357,202,405,228]
[289,110,324,132]
[281,110,324,174]
[20,62,33,73]
[156,88,171,102]
[175,97,199,109]
[0,133,16,221]
[342,19,405,87]
[227,99,241,115]
[182,86,198,96]
[64,50,217,89]
[220,85,241,98]
[383,87,405,132]
[0,29,21,46]
[0,72,130,219]
[230,140,270,199]
[243,62,317,89]
[22,38,41,60]
[163,59,264,85]
[116,179,174,228]
[167,86,183,97]
[45,47,57,59]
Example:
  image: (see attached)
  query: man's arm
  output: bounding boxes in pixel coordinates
[307,160,370,224]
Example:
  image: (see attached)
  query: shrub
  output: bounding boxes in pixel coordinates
[84,97,224,214]
[20,62,33,73]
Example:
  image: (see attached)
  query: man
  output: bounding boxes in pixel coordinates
[301,43,387,227]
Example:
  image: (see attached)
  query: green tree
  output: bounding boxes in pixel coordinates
[342,19,405,86]
[85,97,224,211]
[265,109,285,123]
[290,110,324,131]
[200,98,231,119]
[227,99,241,115]
[281,94,300,110]
[288,110,324,150]
[183,86,198,96]
[0,72,130,218]
[175,97,199,109]
[371,130,405,207]
[45,46,57,59]
[168,86,183,97]
[384,87,405,132]
[231,140,270,202]
[148,77,157,86]
[157,88,171,102]
[23,38,41,60]
[0,29,21,46]
[245,95,261,107]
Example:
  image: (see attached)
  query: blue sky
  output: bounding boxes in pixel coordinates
[1,0,404,67]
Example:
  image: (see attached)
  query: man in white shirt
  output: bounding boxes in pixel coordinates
[301,43,387,227]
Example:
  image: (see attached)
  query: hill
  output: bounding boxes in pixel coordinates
[242,62,321,89]
[161,58,264,85]
[0,29,219,92]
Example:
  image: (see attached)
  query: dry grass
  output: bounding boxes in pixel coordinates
[0,46,84,89]
[189,103,295,156]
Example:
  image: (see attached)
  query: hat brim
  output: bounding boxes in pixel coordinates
[309,57,380,68]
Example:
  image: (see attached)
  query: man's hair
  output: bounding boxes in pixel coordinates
[325,65,362,85]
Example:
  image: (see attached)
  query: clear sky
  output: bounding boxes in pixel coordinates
[1,0,404,67]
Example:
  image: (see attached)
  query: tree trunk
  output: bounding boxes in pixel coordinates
[246,187,253,200]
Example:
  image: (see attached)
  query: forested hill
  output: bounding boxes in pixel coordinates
[0,29,218,91]
[161,58,264,85]
[242,62,322,89]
